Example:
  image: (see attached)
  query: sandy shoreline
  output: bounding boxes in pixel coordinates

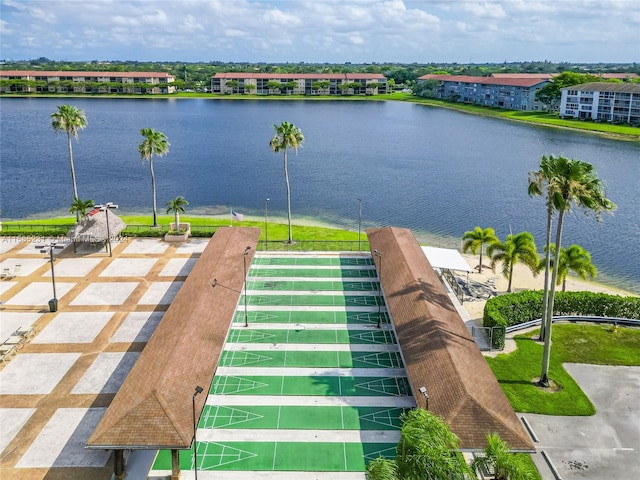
[457,252,638,329]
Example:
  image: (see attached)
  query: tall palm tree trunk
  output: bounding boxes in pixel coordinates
[540,210,565,386]
[283,150,293,243]
[67,131,80,221]
[149,160,157,227]
[539,205,554,341]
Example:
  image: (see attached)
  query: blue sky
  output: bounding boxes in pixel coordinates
[1,0,638,63]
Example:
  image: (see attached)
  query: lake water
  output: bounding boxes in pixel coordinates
[1,97,639,293]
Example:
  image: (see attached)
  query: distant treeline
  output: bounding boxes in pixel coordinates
[2,58,638,91]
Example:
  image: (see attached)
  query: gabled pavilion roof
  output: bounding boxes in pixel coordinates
[367,227,534,451]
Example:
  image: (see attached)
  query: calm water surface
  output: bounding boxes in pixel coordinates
[1,98,639,292]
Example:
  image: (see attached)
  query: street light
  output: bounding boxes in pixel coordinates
[264,198,270,250]
[192,385,204,480]
[95,202,119,257]
[358,198,362,251]
[243,246,251,327]
[35,242,64,312]
[419,386,430,410]
[373,249,383,328]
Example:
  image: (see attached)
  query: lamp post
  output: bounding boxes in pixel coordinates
[95,202,118,257]
[264,198,270,250]
[192,385,203,480]
[419,386,430,410]
[357,198,362,252]
[35,242,64,312]
[373,249,383,328]
[243,246,251,327]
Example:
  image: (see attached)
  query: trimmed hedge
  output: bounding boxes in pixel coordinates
[483,290,640,328]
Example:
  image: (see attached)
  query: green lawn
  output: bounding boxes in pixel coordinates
[486,323,640,415]
[0,215,361,242]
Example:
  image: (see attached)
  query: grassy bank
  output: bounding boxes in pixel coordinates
[3,91,638,139]
[486,323,640,415]
[0,215,361,242]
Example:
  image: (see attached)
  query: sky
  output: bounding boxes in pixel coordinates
[1,0,639,64]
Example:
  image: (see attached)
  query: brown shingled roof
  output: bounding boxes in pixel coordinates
[87,227,261,449]
[367,227,534,451]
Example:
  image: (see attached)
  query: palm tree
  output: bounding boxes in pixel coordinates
[69,197,95,219]
[138,128,170,227]
[366,409,471,480]
[542,243,598,292]
[557,244,597,291]
[471,433,537,480]
[165,196,189,232]
[269,121,304,243]
[536,157,615,386]
[528,154,562,340]
[51,105,88,219]
[487,231,539,293]
[462,226,499,273]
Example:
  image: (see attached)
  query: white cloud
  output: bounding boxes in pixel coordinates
[0,0,637,62]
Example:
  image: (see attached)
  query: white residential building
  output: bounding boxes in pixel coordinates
[560,82,640,125]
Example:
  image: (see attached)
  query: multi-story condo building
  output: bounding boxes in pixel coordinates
[417,74,550,111]
[560,82,640,124]
[211,72,387,95]
[0,71,176,94]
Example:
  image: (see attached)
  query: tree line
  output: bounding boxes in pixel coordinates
[5,58,638,91]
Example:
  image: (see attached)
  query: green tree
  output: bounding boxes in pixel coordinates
[366,409,472,480]
[535,71,600,111]
[165,196,189,232]
[69,197,95,219]
[542,243,597,292]
[487,232,540,293]
[471,433,537,480]
[528,154,562,340]
[269,121,304,243]
[138,128,170,227]
[462,226,499,273]
[51,104,88,219]
[534,156,615,386]
[556,244,597,291]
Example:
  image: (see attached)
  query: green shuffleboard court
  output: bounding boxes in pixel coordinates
[252,256,374,266]
[154,441,397,472]
[245,293,385,307]
[153,252,407,476]
[247,279,380,291]
[218,350,404,368]
[232,310,390,325]
[226,328,396,345]
[199,405,410,430]
[211,375,411,396]
[250,267,378,278]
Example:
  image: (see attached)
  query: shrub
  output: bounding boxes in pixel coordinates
[484,291,640,328]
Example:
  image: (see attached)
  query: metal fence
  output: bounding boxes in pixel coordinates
[471,326,506,351]
[440,268,464,304]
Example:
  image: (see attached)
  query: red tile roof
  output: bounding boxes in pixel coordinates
[367,227,535,451]
[213,72,386,80]
[0,70,174,79]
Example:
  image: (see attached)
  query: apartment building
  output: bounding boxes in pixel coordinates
[211,72,388,95]
[560,82,640,124]
[417,74,549,110]
[0,71,176,94]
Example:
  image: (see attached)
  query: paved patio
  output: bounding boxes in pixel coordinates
[0,236,202,480]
